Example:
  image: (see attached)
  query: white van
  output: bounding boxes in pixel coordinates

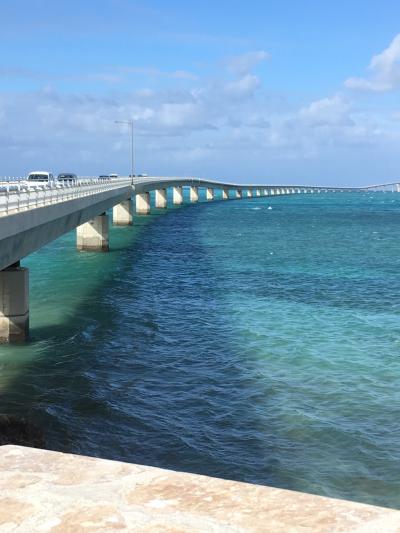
[27,171,54,183]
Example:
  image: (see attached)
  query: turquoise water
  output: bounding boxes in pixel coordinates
[0,191,400,509]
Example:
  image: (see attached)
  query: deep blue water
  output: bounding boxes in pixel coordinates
[1,191,400,509]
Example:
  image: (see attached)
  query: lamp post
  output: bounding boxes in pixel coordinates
[115,120,134,182]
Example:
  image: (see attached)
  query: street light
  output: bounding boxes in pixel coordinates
[115,119,134,181]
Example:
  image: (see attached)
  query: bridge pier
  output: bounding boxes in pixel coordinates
[247,189,252,198]
[0,262,29,343]
[206,188,214,201]
[112,199,133,226]
[155,188,167,209]
[189,186,199,202]
[236,189,242,199]
[136,192,151,215]
[77,214,109,251]
[222,188,229,200]
[173,186,183,205]
[256,189,261,197]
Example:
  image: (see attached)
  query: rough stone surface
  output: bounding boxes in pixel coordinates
[0,445,399,532]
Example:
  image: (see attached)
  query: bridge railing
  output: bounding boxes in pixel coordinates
[0,178,132,217]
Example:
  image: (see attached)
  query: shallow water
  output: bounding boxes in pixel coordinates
[0,191,400,509]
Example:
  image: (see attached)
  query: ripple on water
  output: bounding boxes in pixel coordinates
[0,193,399,509]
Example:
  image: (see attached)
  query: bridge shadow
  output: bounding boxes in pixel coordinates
[0,193,396,509]
[0,199,285,491]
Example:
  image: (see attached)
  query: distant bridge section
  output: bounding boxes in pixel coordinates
[0,175,398,342]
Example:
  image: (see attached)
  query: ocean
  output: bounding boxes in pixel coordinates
[0,190,399,509]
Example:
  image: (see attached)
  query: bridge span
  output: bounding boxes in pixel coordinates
[0,175,398,342]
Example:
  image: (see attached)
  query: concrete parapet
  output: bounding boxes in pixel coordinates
[189,186,199,202]
[112,199,133,225]
[1,445,399,531]
[136,192,151,215]
[76,214,109,252]
[173,186,183,205]
[155,188,167,209]
[0,264,29,343]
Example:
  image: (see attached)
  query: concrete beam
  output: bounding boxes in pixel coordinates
[173,186,183,205]
[189,186,199,203]
[206,188,214,201]
[0,263,29,343]
[155,188,167,209]
[112,199,133,226]
[77,214,109,251]
[136,192,151,215]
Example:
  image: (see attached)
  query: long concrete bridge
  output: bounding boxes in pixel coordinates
[0,175,399,342]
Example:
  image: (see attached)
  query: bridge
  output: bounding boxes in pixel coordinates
[0,175,399,342]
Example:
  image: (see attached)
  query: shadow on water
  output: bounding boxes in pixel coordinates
[0,198,278,487]
[0,193,399,510]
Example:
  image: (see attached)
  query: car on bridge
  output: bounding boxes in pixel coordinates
[57,173,77,183]
[27,171,54,183]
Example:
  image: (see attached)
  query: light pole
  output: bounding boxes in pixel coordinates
[115,119,134,181]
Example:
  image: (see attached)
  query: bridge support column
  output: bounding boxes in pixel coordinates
[206,188,214,201]
[222,188,229,200]
[77,214,109,251]
[270,189,275,195]
[0,263,29,343]
[256,189,261,197]
[189,186,199,202]
[112,199,133,225]
[155,188,167,209]
[236,189,242,199]
[173,186,183,205]
[136,192,151,215]
[247,189,252,198]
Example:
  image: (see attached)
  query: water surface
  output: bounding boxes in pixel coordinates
[0,191,399,509]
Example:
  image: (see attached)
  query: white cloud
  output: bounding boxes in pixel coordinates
[345,34,400,92]
[299,95,352,126]
[224,74,261,97]
[0,53,400,182]
[226,50,270,76]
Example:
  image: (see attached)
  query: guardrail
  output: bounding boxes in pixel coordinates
[0,178,132,217]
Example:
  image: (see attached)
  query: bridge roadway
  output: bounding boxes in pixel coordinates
[0,175,398,342]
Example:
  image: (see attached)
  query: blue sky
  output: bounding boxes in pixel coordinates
[1,0,400,185]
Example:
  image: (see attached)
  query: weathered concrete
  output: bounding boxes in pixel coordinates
[206,187,214,201]
[173,186,183,205]
[112,199,133,226]
[0,265,29,342]
[76,214,109,252]
[136,192,150,215]
[189,186,199,202]
[155,188,167,209]
[222,188,229,200]
[236,189,242,199]
[0,445,399,532]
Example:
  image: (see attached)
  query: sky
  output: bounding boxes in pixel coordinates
[1,0,400,185]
